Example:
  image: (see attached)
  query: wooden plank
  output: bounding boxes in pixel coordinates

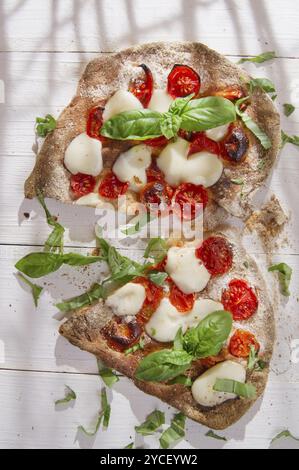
[1,0,299,57]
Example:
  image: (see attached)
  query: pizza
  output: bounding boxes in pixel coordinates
[25,42,280,221]
[59,227,274,429]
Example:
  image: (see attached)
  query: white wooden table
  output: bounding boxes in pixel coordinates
[1,0,299,449]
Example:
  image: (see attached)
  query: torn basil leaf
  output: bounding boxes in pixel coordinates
[101,388,111,429]
[121,212,155,235]
[281,130,299,149]
[35,114,57,137]
[268,262,292,296]
[124,442,134,449]
[148,271,168,286]
[248,77,276,95]
[283,103,295,117]
[124,337,145,355]
[37,193,65,254]
[55,385,76,405]
[97,360,119,388]
[78,415,103,436]
[17,273,43,307]
[159,413,186,449]
[235,97,272,149]
[135,349,193,382]
[135,410,165,436]
[271,430,299,444]
[213,379,256,398]
[144,237,168,263]
[238,51,276,64]
[56,283,105,312]
[205,430,227,441]
[168,375,192,387]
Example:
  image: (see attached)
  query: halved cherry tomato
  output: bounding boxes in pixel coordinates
[143,136,169,147]
[167,64,201,98]
[70,173,96,198]
[129,64,154,108]
[188,132,221,156]
[134,277,164,325]
[168,280,195,313]
[140,181,174,213]
[101,318,142,352]
[229,329,260,358]
[172,183,208,220]
[86,106,104,141]
[212,86,245,101]
[98,171,129,199]
[146,161,165,183]
[221,279,258,321]
[196,236,233,276]
[221,124,249,163]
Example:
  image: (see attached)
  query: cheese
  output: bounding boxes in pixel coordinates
[148,89,174,113]
[165,246,211,294]
[145,298,224,343]
[112,144,152,192]
[157,138,223,188]
[191,360,246,407]
[64,133,103,176]
[205,123,229,142]
[103,90,143,121]
[105,282,146,317]
[75,192,104,207]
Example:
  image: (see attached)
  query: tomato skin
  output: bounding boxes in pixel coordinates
[134,277,164,325]
[168,280,195,313]
[86,106,105,141]
[101,318,142,352]
[98,171,129,199]
[221,279,258,321]
[196,236,233,276]
[172,183,208,220]
[188,132,221,156]
[70,173,96,197]
[143,136,169,147]
[229,329,260,358]
[220,124,249,163]
[129,64,154,108]
[146,161,165,183]
[140,181,174,214]
[167,64,201,98]
[212,86,245,101]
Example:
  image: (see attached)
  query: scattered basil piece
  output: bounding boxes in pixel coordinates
[271,430,299,444]
[205,430,227,441]
[168,375,192,387]
[17,273,43,307]
[55,385,76,406]
[213,379,256,398]
[97,360,119,388]
[235,97,272,149]
[148,271,168,286]
[135,410,165,436]
[101,388,111,429]
[231,178,244,185]
[238,51,276,64]
[100,109,163,140]
[135,349,193,382]
[124,337,145,356]
[248,346,266,371]
[283,103,295,117]
[121,212,156,235]
[159,413,186,449]
[35,114,57,137]
[271,94,277,101]
[144,237,168,263]
[56,283,105,312]
[37,193,65,254]
[248,77,276,94]
[268,262,292,296]
[183,311,232,358]
[180,97,236,132]
[124,442,134,449]
[78,415,103,437]
[281,130,299,149]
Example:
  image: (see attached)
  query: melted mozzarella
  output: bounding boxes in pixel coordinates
[191,361,246,407]
[75,192,103,207]
[112,144,152,192]
[205,124,229,142]
[186,152,223,187]
[103,90,143,121]
[148,89,174,113]
[157,138,189,186]
[165,246,211,294]
[64,133,103,176]
[105,282,146,317]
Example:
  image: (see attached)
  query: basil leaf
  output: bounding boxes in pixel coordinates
[168,375,192,387]
[100,109,163,140]
[180,97,236,132]
[55,385,76,405]
[56,283,105,312]
[135,349,193,382]
[169,94,195,115]
[160,112,182,139]
[248,77,276,94]
[268,262,292,296]
[283,103,295,117]
[121,212,155,235]
[135,410,165,436]
[78,414,103,436]
[173,327,184,351]
[144,237,168,263]
[247,346,266,371]
[236,97,272,149]
[37,193,65,254]
[124,337,145,355]
[231,178,244,185]
[183,310,232,358]
[17,273,43,307]
[101,388,111,428]
[238,51,276,64]
[213,379,256,398]
[205,430,227,441]
[97,360,119,387]
[148,271,168,286]
[35,114,57,137]
[271,430,299,444]
[62,253,103,266]
[15,252,64,278]
[281,130,299,148]
[159,413,186,449]
[124,442,134,449]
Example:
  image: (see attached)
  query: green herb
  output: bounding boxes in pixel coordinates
[37,193,65,254]
[144,237,168,263]
[243,261,249,269]
[56,283,105,312]
[271,94,277,101]
[183,310,232,358]
[271,430,299,444]
[121,212,155,235]
[168,375,193,387]
[238,51,276,64]
[101,388,111,428]
[281,130,299,149]
[235,97,272,149]
[135,410,165,436]
[257,159,266,170]
[283,103,295,117]
[205,430,227,441]
[159,413,186,449]
[148,271,168,286]
[97,360,119,388]
[124,442,134,449]
[173,327,184,351]
[78,415,103,436]
[17,273,43,307]
[35,114,57,137]
[213,379,256,398]
[231,178,244,185]
[248,77,276,94]
[55,385,76,405]
[180,96,236,132]
[160,112,182,139]
[135,349,193,382]
[268,262,292,296]
[101,109,163,140]
[124,337,145,355]
[247,346,266,371]
[150,328,157,336]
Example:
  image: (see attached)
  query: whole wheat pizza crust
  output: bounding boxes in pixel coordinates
[24,41,281,219]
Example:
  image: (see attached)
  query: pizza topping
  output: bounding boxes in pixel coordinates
[102,318,142,352]
[211,86,245,101]
[35,114,57,137]
[167,64,201,98]
[98,171,129,199]
[148,89,174,113]
[102,89,143,122]
[229,329,260,358]
[221,125,249,162]
[64,132,103,176]
[70,173,96,198]
[196,236,233,276]
[134,277,164,325]
[105,282,146,317]
[185,153,223,188]
[168,280,195,313]
[146,160,165,182]
[221,279,258,320]
[139,180,173,213]
[235,97,272,150]
[112,144,152,192]
[172,183,208,220]
[191,360,246,407]
[143,136,169,148]
[129,64,154,108]
[86,106,104,140]
[189,132,221,155]
[205,123,230,142]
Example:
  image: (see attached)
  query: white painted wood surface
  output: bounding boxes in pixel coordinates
[1,0,299,449]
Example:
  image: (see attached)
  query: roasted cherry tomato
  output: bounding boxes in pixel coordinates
[221,279,258,321]
[188,132,221,156]
[196,236,233,276]
[129,64,154,108]
[168,280,195,313]
[70,173,96,198]
[98,171,129,199]
[143,136,169,147]
[101,318,142,352]
[146,161,165,183]
[167,64,201,98]
[221,125,249,162]
[134,277,164,325]
[86,106,104,140]
[229,329,260,358]
[212,86,245,101]
[200,348,229,368]
[140,180,173,213]
[172,183,208,220]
